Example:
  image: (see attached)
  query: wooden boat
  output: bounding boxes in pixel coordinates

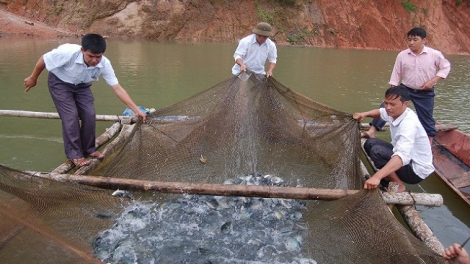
[360,121,470,207]
[432,123,470,206]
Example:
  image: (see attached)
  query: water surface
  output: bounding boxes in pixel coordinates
[0,37,469,250]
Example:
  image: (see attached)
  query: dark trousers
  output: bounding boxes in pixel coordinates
[48,73,96,159]
[363,138,423,186]
[407,87,435,137]
[369,87,435,137]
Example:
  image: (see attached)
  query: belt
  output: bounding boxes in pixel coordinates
[402,84,434,93]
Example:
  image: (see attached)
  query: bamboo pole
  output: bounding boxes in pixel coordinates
[360,122,455,132]
[397,204,445,254]
[0,203,104,264]
[51,122,123,174]
[360,122,389,129]
[75,123,136,175]
[25,172,443,206]
[95,122,122,146]
[0,224,25,249]
[0,109,137,123]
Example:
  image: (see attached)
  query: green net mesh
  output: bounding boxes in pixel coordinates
[0,73,452,263]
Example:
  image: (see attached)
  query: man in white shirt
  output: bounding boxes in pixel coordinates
[231,22,277,77]
[353,85,434,192]
[23,34,147,167]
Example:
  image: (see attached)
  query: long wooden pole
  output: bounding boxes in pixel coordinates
[25,172,443,206]
[51,122,123,174]
[397,204,444,254]
[0,109,137,122]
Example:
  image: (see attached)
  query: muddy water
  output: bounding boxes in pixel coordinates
[0,37,469,251]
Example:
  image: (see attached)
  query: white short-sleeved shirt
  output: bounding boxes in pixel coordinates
[43,43,118,86]
[379,107,434,179]
[231,34,277,75]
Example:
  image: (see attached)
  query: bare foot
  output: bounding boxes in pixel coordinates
[71,158,91,167]
[360,131,375,139]
[89,151,105,160]
[397,184,406,192]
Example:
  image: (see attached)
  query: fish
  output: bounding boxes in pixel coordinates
[94,173,314,264]
[111,189,134,199]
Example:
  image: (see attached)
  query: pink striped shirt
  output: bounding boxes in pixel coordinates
[389,46,451,90]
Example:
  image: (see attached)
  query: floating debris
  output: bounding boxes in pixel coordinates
[199,154,208,164]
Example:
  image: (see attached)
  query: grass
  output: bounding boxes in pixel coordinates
[401,1,417,12]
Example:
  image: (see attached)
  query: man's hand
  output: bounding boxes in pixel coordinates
[422,76,441,90]
[421,79,435,90]
[136,110,147,123]
[364,176,380,189]
[24,76,37,93]
[266,69,273,77]
[443,243,470,264]
[353,112,366,122]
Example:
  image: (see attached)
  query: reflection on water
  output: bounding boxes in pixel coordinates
[1,38,468,132]
[435,55,470,131]
[1,37,469,251]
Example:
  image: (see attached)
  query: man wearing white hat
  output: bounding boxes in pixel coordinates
[231,22,277,77]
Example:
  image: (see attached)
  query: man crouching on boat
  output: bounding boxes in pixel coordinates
[353,85,434,192]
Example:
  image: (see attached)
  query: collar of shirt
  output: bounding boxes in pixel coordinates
[406,45,429,56]
[74,51,104,69]
[250,34,267,46]
[390,108,410,127]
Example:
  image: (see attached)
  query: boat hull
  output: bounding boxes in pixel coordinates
[432,124,470,206]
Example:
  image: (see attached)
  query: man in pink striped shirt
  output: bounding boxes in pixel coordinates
[362,27,451,144]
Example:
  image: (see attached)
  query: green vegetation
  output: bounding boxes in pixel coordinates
[456,0,463,6]
[255,0,316,45]
[401,1,417,12]
[286,27,317,44]
[286,35,298,44]
[256,7,274,25]
[275,0,299,6]
[264,0,301,6]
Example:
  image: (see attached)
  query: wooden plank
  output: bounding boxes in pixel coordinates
[451,173,470,189]
[435,123,458,132]
[435,127,470,167]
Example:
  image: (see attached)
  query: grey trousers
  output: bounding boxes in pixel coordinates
[48,73,96,159]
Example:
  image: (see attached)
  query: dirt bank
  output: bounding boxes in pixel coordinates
[0,8,73,38]
[1,1,469,55]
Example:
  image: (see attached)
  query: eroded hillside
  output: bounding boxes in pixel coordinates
[1,0,469,54]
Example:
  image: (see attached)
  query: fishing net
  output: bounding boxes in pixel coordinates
[0,72,452,263]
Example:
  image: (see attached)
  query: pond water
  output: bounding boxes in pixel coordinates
[0,37,469,252]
